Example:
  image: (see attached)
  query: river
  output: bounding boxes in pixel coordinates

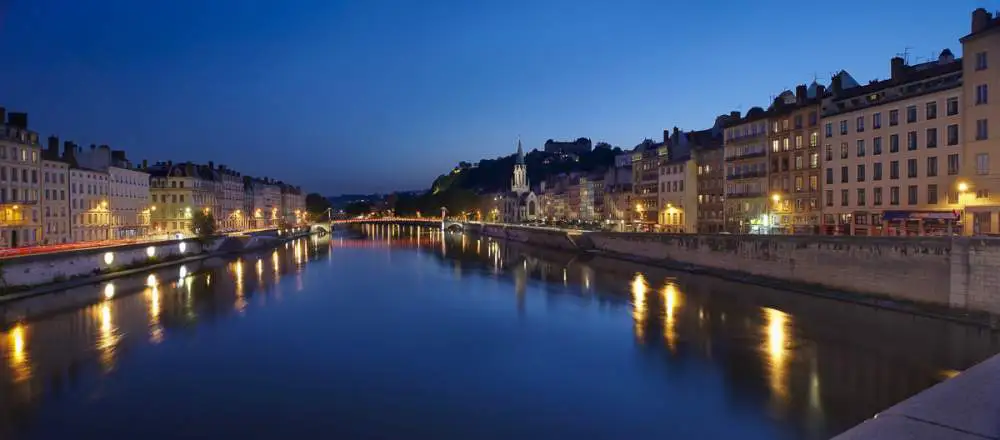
[0,224,997,439]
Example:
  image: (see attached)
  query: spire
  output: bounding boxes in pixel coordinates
[516,137,524,165]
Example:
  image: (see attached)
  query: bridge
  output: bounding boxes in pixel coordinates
[313,217,466,233]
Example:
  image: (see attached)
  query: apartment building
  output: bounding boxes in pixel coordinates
[247,177,281,228]
[108,152,150,239]
[693,124,726,234]
[0,111,42,248]
[723,109,770,233]
[216,165,246,231]
[67,144,112,242]
[41,137,69,244]
[960,8,1000,234]
[821,53,963,236]
[631,140,663,230]
[658,155,697,233]
[279,183,305,225]
[767,85,824,234]
[603,159,632,230]
[148,162,217,235]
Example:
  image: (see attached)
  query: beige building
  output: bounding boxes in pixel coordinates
[147,162,216,236]
[658,157,697,233]
[723,109,770,233]
[631,140,663,230]
[248,178,281,228]
[820,53,963,236]
[768,85,824,234]
[41,137,69,244]
[109,153,150,239]
[0,111,42,248]
[215,165,246,231]
[693,127,726,234]
[279,183,306,225]
[960,9,1000,234]
[67,144,113,242]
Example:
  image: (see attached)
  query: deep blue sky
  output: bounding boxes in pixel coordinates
[0,0,982,194]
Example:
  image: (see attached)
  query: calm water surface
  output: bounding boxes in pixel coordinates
[0,225,998,439]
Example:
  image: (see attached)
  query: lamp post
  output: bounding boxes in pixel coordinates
[957,181,970,236]
[770,193,781,235]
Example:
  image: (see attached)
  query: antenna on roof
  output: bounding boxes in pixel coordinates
[896,47,912,64]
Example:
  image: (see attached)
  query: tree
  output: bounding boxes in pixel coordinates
[344,201,373,217]
[305,192,332,218]
[191,211,217,237]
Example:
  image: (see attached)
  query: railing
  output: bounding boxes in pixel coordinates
[725,192,765,199]
[724,151,767,162]
[726,170,768,179]
[331,217,443,225]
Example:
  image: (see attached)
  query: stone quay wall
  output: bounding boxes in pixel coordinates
[470,224,1000,317]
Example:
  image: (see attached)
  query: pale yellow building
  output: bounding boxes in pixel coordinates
[820,52,963,236]
[960,8,1000,234]
[41,137,70,244]
[0,111,43,248]
[658,157,697,233]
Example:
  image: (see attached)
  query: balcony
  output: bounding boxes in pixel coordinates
[725,192,765,199]
[726,170,767,180]
[725,151,767,162]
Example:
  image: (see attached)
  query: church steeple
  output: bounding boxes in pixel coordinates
[511,138,528,194]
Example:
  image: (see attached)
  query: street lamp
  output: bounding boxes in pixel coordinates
[957,181,970,235]
[769,193,781,235]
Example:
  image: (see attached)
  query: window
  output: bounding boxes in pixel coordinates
[809,132,818,147]
[926,101,937,120]
[948,154,960,175]
[977,153,990,175]
[873,112,882,129]
[856,116,865,132]
[907,185,918,205]
[825,168,833,184]
[841,166,848,183]
[825,122,833,137]
[874,187,883,206]
[840,142,848,159]
[907,158,917,178]
[890,186,900,205]
[809,175,818,191]
[795,176,803,192]
[948,124,959,145]
[889,109,899,126]
[809,152,818,169]
[840,120,848,135]
[794,115,803,129]
[977,84,989,105]
[873,136,883,155]
[825,144,832,161]
[906,105,917,123]
[926,128,937,148]
[856,139,865,157]
[977,119,988,140]
[840,189,848,207]
[808,111,818,126]
[825,190,833,207]
[783,138,790,151]
[772,140,780,153]
[977,51,988,70]
[857,164,866,182]
[794,155,803,170]
[857,189,866,206]
[907,131,917,151]
[947,97,959,116]
[890,160,899,179]
[927,156,938,177]
[928,184,939,205]
[794,135,802,149]
[873,162,883,180]
[890,134,899,153]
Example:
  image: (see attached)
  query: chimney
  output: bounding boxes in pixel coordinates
[185,163,194,175]
[972,8,992,34]
[662,129,670,144]
[0,107,6,125]
[890,57,906,80]
[63,141,76,161]
[796,84,808,102]
[142,159,148,169]
[831,73,843,95]
[208,161,214,170]
[7,112,28,129]
[47,136,59,157]
[729,111,741,120]
[816,85,826,97]
[167,160,173,169]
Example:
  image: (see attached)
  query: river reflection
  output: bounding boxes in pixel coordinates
[0,226,996,439]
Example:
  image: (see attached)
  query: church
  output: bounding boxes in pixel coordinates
[499,140,538,223]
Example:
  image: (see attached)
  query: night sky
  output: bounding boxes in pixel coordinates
[0,0,974,194]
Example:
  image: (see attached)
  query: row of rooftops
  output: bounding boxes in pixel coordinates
[0,107,302,194]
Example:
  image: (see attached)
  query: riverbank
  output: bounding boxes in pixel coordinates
[464,223,1000,328]
[0,231,313,307]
